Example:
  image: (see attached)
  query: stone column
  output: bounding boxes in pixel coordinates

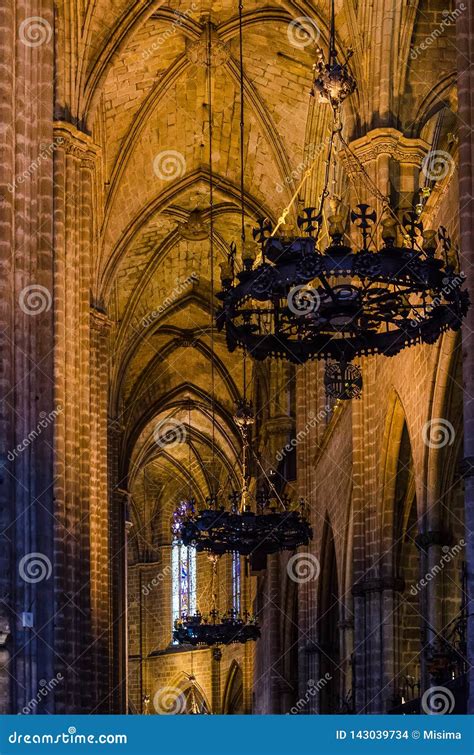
[253,365,294,713]
[52,121,101,712]
[89,308,113,711]
[108,429,128,714]
[344,131,428,713]
[0,0,55,713]
[456,0,474,713]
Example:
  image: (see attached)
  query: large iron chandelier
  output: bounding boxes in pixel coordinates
[173,555,260,646]
[215,3,469,399]
[216,204,468,394]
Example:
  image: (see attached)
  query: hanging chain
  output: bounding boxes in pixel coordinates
[207,19,217,488]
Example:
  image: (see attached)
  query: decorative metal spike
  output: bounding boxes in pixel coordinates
[438,226,452,266]
[350,204,377,250]
[228,240,237,277]
[252,217,273,251]
[297,207,321,236]
[402,211,423,248]
[422,229,437,258]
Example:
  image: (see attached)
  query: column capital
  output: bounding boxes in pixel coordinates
[90,306,113,331]
[263,415,295,437]
[341,128,429,173]
[53,121,100,166]
[352,576,405,596]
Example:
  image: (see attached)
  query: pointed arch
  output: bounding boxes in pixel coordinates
[223,661,244,714]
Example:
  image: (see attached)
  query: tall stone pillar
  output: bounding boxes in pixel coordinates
[0,0,55,713]
[456,0,474,713]
[89,308,113,711]
[253,362,294,713]
[344,131,428,713]
[51,121,100,712]
[108,430,128,713]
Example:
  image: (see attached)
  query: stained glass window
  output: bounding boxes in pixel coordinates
[172,542,196,637]
[232,551,241,613]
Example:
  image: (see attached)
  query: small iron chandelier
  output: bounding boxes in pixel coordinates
[311,0,356,110]
[173,555,260,646]
[173,400,312,556]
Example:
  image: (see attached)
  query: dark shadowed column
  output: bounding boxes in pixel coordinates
[456,0,474,714]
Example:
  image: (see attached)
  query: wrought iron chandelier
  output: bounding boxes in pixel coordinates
[216,203,468,395]
[311,0,356,110]
[173,400,312,556]
[173,555,260,646]
[216,2,469,399]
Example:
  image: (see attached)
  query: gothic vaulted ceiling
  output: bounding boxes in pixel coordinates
[58,0,458,553]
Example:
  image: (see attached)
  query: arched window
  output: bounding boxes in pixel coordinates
[172,542,196,636]
[232,552,241,613]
